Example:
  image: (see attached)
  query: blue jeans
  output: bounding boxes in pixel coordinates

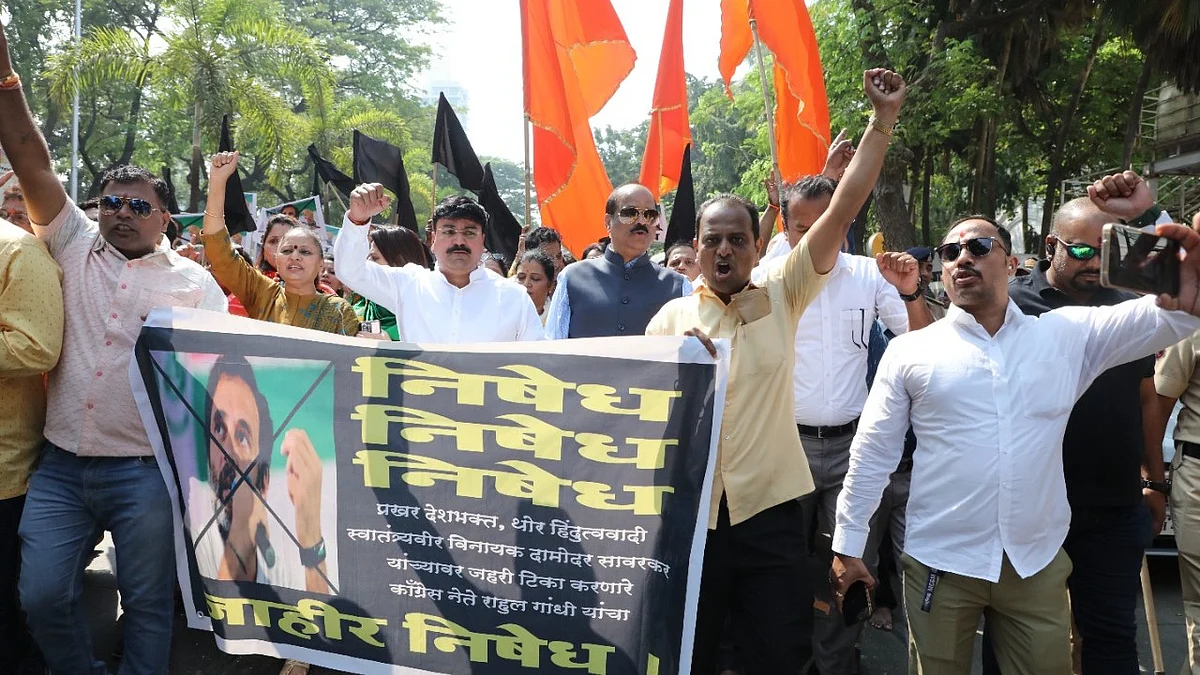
[18,443,175,675]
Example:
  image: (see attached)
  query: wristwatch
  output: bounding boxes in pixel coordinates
[1126,205,1164,230]
[1142,478,1170,495]
[898,279,925,303]
[299,537,327,568]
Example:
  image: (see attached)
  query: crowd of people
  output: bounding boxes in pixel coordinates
[6,14,1200,675]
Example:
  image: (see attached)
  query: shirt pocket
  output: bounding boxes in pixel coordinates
[1017,360,1074,419]
[840,307,870,355]
[734,314,785,376]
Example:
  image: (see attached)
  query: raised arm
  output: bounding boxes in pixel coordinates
[0,22,68,227]
[804,69,905,275]
[332,183,410,315]
[200,152,272,315]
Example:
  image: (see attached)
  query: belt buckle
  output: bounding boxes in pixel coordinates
[816,426,831,440]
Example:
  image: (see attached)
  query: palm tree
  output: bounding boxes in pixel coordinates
[45,0,334,210]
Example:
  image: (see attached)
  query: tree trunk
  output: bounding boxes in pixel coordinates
[877,150,917,251]
[1039,15,1107,241]
[852,194,873,254]
[1120,57,1154,170]
[188,100,203,212]
[921,151,933,246]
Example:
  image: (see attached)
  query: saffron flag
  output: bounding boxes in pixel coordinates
[638,0,692,199]
[718,0,831,180]
[432,93,485,193]
[521,0,635,255]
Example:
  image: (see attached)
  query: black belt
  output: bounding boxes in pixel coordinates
[1182,441,1200,460]
[797,419,858,439]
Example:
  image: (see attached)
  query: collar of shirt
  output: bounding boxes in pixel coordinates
[432,264,489,290]
[90,228,177,266]
[944,296,1029,338]
[602,247,651,270]
[1014,259,1127,309]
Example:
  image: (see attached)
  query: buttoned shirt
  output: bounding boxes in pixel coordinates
[0,219,63,498]
[334,215,544,342]
[834,295,1200,581]
[753,250,908,425]
[1156,330,1200,462]
[647,238,829,528]
[36,202,227,457]
[544,256,693,339]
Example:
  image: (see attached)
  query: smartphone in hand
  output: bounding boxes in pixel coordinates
[1101,222,1181,296]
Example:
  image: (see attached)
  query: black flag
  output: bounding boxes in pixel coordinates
[308,144,355,199]
[479,162,522,266]
[353,130,419,232]
[432,92,485,193]
[218,115,255,235]
[161,165,181,215]
[664,144,696,248]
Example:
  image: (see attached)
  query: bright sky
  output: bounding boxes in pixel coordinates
[419,0,734,162]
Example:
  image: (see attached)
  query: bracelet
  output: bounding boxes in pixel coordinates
[1126,204,1164,230]
[868,116,895,137]
[0,72,20,91]
[298,537,327,568]
[203,210,220,218]
[348,214,370,227]
[898,279,925,302]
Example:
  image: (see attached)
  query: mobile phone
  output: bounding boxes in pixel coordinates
[360,320,381,334]
[1100,222,1180,297]
[842,579,873,626]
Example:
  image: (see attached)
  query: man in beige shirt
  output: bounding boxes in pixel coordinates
[646,68,907,674]
[0,21,225,674]
[0,216,62,673]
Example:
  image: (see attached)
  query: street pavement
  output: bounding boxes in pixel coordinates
[80,533,1189,674]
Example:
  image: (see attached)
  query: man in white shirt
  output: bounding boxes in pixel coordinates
[751,175,932,672]
[334,184,543,343]
[831,214,1200,673]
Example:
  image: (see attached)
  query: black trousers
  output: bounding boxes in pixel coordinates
[691,497,813,675]
[0,494,31,672]
[982,502,1151,675]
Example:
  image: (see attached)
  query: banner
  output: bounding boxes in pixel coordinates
[131,309,728,674]
[262,195,331,251]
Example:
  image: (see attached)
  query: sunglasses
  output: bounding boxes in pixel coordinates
[935,236,1007,261]
[614,206,659,224]
[99,195,162,219]
[1055,240,1099,261]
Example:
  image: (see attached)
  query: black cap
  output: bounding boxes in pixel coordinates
[906,245,933,262]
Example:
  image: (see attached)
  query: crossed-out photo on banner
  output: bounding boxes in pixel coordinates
[149,353,341,595]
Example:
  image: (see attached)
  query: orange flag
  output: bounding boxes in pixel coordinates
[638,0,692,199]
[718,0,831,181]
[521,0,636,255]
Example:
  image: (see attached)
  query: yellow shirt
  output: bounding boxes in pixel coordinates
[1155,330,1200,464]
[647,238,829,528]
[203,230,360,335]
[0,219,64,498]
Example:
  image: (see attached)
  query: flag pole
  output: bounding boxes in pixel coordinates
[749,17,781,187]
[431,163,439,217]
[523,113,533,231]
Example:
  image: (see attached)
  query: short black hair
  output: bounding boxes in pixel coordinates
[204,355,274,483]
[697,193,760,241]
[524,226,562,249]
[946,214,1011,254]
[99,165,171,211]
[664,241,696,260]
[780,175,837,226]
[431,195,487,230]
[519,249,557,286]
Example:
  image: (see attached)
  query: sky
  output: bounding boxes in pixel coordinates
[417,0,737,163]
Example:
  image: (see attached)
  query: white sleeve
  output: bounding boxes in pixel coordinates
[543,265,572,340]
[332,214,412,315]
[1075,295,1200,388]
[198,277,229,313]
[833,344,912,558]
[874,268,909,335]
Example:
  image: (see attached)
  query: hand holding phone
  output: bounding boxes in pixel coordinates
[1101,223,1181,297]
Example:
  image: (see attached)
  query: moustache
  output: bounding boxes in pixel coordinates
[630,224,650,234]
[447,245,471,254]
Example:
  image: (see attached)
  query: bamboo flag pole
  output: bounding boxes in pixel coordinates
[523,113,533,231]
[749,17,781,188]
[1141,556,1166,675]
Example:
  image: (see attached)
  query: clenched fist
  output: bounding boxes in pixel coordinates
[348,183,391,225]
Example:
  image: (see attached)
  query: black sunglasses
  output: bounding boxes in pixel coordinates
[1055,240,1099,261]
[614,206,659,224]
[99,195,162,219]
[935,236,1007,261]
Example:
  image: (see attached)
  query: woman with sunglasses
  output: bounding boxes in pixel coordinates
[201,152,359,336]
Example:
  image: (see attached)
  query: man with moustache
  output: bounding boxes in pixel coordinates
[977,171,1172,674]
[544,183,691,339]
[832,206,1200,672]
[334,186,543,342]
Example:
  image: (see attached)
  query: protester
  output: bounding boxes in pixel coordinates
[832,208,1200,672]
[321,255,344,297]
[201,152,358,335]
[752,173,932,673]
[665,241,700,281]
[335,186,543,342]
[1,181,28,232]
[545,183,690,339]
[257,215,293,276]
[0,215,63,673]
[516,248,556,321]
[0,20,229,672]
[646,67,906,674]
[280,203,298,218]
[976,173,1174,674]
[481,251,507,277]
[905,245,947,320]
[515,226,566,275]
[581,240,607,260]
[353,224,430,341]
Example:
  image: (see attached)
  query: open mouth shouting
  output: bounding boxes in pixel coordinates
[713,259,734,280]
